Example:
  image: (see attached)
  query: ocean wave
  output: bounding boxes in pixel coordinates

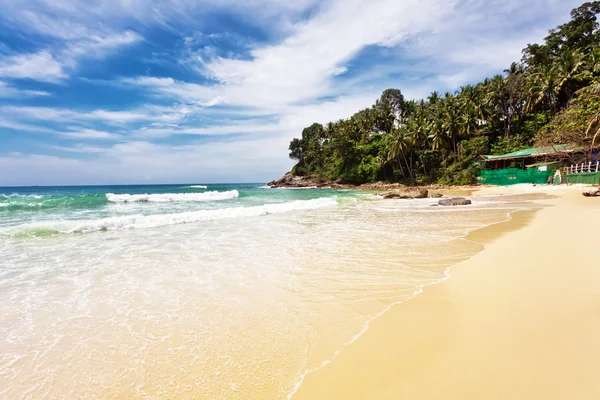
[0,194,44,199]
[0,194,107,212]
[106,190,239,203]
[186,185,208,189]
[2,197,338,237]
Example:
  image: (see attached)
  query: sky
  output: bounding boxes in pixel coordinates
[0,0,584,185]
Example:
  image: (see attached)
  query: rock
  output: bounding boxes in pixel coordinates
[582,188,600,197]
[438,197,472,206]
[430,192,444,198]
[268,172,325,188]
[381,188,428,199]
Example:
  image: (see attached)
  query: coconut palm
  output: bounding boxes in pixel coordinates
[554,49,586,101]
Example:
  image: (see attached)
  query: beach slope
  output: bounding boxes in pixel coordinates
[294,189,600,400]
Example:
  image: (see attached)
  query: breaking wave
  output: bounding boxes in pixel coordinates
[0,193,107,212]
[106,190,239,203]
[2,197,338,237]
[187,185,208,189]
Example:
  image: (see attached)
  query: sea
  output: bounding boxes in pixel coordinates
[0,183,543,399]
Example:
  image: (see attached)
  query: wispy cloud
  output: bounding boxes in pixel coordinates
[0,81,50,97]
[0,3,142,83]
[128,0,453,110]
[1,106,149,124]
[59,128,123,140]
[0,51,66,83]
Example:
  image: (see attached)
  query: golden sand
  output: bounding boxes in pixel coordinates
[293,188,600,400]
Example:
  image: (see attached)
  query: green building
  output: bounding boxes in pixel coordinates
[476,146,576,186]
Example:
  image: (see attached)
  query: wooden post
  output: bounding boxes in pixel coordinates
[596,161,599,172]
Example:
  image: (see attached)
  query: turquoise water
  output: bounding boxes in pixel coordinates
[0,184,542,399]
[0,184,359,235]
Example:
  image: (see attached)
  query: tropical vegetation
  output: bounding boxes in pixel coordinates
[287,2,600,185]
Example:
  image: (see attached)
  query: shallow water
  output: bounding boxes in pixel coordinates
[0,184,545,399]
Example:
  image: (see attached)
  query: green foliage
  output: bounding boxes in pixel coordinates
[286,2,600,184]
[491,135,532,155]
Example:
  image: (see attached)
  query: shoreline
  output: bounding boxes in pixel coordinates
[286,207,537,399]
[286,201,541,399]
[267,172,476,194]
[292,186,600,399]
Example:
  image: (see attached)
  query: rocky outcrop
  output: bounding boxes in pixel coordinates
[438,197,472,206]
[267,173,332,188]
[268,173,306,188]
[267,173,409,190]
[380,188,428,199]
[267,172,470,199]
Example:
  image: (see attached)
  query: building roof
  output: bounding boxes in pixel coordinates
[526,161,561,168]
[478,144,579,162]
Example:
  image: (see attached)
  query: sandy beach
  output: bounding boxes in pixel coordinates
[293,186,600,400]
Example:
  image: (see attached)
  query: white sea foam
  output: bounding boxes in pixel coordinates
[3,197,338,235]
[106,190,238,203]
[187,185,208,189]
[274,186,319,190]
[0,194,44,199]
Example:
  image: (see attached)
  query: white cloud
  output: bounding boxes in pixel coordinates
[121,77,221,106]
[1,106,149,124]
[59,128,122,140]
[64,31,142,61]
[175,0,452,109]
[0,81,50,97]
[0,117,121,140]
[0,136,294,185]
[0,3,142,83]
[0,117,58,133]
[0,51,66,83]
[408,0,583,88]
[1,0,321,35]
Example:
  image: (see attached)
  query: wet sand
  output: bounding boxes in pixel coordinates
[293,187,600,400]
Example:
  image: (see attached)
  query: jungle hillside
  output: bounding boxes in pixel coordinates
[286,2,600,185]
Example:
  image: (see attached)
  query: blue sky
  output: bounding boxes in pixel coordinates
[0,0,583,185]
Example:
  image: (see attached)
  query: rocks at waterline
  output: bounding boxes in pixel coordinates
[438,197,472,206]
[381,188,428,199]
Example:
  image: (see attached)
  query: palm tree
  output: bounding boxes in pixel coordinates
[427,91,440,105]
[387,127,412,180]
[555,49,586,101]
[536,65,560,115]
[504,62,525,76]
[428,120,447,151]
[439,94,461,152]
[457,85,482,138]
